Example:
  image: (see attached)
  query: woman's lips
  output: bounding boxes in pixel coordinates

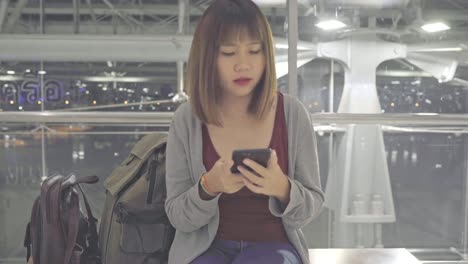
[234,78,252,86]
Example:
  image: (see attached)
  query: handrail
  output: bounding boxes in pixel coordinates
[1,112,468,126]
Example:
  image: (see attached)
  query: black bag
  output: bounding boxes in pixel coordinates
[24,174,101,264]
[99,132,175,264]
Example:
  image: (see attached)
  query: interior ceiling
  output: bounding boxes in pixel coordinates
[0,0,467,80]
[2,0,467,37]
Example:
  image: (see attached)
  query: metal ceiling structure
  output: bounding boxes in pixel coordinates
[0,0,467,94]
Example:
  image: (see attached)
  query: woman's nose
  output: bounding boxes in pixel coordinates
[234,54,251,72]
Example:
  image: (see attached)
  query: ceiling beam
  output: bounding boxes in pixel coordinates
[7,4,299,17]
[1,64,177,74]
[0,34,315,62]
[0,34,192,62]
[0,0,9,32]
[423,9,468,21]
[0,74,175,83]
[4,0,27,33]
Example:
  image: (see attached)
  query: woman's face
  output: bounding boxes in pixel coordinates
[216,32,266,99]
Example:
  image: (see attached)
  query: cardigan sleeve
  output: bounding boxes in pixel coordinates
[164,105,221,233]
[269,98,325,228]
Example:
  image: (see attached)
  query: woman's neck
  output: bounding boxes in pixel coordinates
[218,94,252,120]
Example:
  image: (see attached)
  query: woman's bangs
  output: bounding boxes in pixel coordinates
[217,22,264,46]
[212,0,265,46]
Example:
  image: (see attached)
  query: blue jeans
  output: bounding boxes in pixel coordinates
[190,239,302,264]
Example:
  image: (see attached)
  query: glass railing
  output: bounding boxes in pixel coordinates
[1,112,467,264]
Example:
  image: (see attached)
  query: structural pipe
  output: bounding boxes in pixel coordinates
[287,0,298,97]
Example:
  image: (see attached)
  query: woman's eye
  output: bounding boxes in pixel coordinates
[250,49,262,54]
[221,51,235,56]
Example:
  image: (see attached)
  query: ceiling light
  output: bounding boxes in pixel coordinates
[275,44,310,50]
[275,44,289,49]
[7,70,15,75]
[416,113,438,116]
[416,47,462,52]
[421,22,450,33]
[315,20,347,30]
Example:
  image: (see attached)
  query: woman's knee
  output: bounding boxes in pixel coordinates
[232,243,302,264]
[190,249,231,264]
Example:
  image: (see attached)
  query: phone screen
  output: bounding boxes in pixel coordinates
[230,148,271,173]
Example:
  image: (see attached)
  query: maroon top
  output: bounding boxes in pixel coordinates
[202,92,289,242]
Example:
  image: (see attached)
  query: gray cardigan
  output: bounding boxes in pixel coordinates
[164,93,325,264]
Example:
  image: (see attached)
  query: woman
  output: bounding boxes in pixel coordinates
[164,0,324,263]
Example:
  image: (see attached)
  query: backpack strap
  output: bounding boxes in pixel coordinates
[145,152,159,205]
[37,175,66,263]
[41,175,63,224]
[61,175,98,224]
[145,143,167,205]
[29,197,41,264]
[62,191,80,264]
[24,222,31,262]
[62,174,101,259]
[77,184,100,257]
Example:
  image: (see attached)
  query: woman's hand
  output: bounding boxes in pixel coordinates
[204,159,245,194]
[238,150,291,204]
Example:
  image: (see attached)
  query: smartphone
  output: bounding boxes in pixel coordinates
[230,148,272,173]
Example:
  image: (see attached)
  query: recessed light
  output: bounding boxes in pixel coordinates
[416,47,462,52]
[315,20,347,30]
[275,44,310,50]
[421,22,450,33]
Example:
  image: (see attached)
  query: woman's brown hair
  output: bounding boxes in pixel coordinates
[186,0,277,126]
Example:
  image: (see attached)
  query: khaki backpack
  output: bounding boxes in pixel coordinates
[99,132,175,264]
